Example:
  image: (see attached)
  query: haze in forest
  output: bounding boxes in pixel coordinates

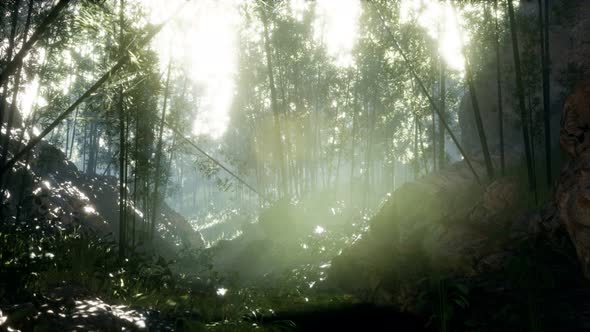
[2,0,589,331]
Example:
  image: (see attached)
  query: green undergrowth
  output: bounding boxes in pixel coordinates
[388,220,586,331]
[0,216,369,331]
[2,192,585,332]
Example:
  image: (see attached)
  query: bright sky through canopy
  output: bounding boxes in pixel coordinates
[400,0,466,72]
[142,0,241,139]
[313,0,361,68]
[143,0,362,139]
[140,0,471,139]
[17,1,473,140]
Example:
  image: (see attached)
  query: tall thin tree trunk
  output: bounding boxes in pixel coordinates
[143,177,149,241]
[349,84,358,204]
[118,89,126,258]
[0,3,174,176]
[507,0,537,196]
[0,0,72,87]
[124,103,130,239]
[527,93,538,204]
[0,0,22,182]
[86,121,98,175]
[278,61,294,196]
[0,0,33,213]
[453,2,494,180]
[465,65,495,180]
[118,0,127,259]
[151,61,171,240]
[431,45,437,172]
[364,98,373,207]
[438,12,446,170]
[414,116,419,177]
[65,119,70,157]
[93,128,99,174]
[132,103,139,247]
[377,10,481,184]
[494,0,505,175]
[431,112,436,172]
[261,6,288,197]
[418,120,428,175]
[81,123,88,172]
[334,126,344,191]
[334,75,352,191]
[0,0,21,123]
[539,0,552,186]
[439,60,446,169]
[68,107,79,159]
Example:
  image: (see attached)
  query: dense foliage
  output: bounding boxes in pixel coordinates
[0,0,581,331]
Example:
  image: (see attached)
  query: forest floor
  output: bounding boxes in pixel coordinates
[0,284,175,331]
[2,195,590,332]
[0,193,434,331]
[1,151,590,331]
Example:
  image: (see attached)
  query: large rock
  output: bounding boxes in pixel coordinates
[556,80,590,277]
[0,129,204,251]
[327,157,533,303]
[559,80,590,158]
[209,192,356,283]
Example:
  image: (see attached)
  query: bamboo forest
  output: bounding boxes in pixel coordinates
[1,0,590,330]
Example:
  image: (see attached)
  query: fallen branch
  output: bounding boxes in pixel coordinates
[164,121,272,204]
[374,3,482,184]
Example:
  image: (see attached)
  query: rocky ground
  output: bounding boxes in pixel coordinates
[0,131,205,331]
[0,129,203,251]
[0,284,175,332]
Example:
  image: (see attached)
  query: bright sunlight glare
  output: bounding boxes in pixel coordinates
[216,287,228,296]
[313,0,361,68]
[401,0,467,72]
[18,48,47,121]
[143,0,241,139]
[314,225,325,235]
[18,1,362,140]
[144,0,360,139]
[19,76,45,120]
